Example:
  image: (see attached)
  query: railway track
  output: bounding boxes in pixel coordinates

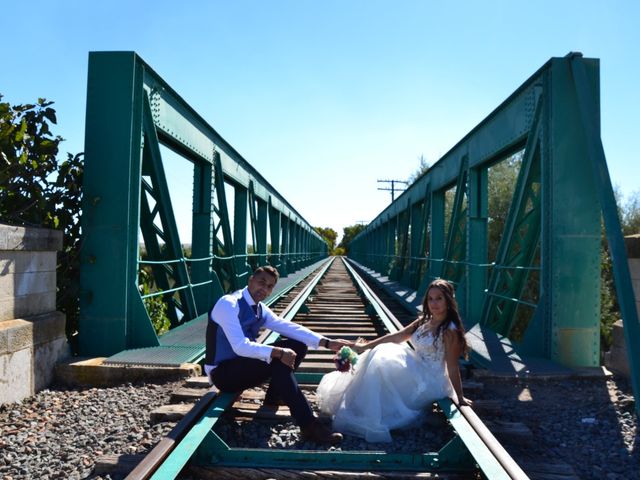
[126,256,531,480]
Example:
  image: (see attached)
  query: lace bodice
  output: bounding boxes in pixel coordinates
[411,322,447,363]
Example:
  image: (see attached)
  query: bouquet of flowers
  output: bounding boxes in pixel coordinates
[334,346,359,373]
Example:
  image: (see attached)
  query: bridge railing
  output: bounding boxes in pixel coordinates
[349,53,639,403]
[79,51,327,356]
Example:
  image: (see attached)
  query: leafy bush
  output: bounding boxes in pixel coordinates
[138,268,171,335]
[0,95,83,350]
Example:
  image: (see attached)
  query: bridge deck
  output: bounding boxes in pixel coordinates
[347,259,576,377]
[103,259,329,367]
[104,256,593,376]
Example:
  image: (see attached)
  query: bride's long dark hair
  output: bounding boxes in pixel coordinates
[419,279,469,358]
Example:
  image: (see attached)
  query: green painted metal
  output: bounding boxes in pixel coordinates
[80,51,327,356]
[466,165,488,326]
[181,258,509,477]
[80,52,155,355]
[148,257,514,478]
[233,185,250,283]
[268,199,282,270]
[441,158,468,287]
[437,399,510,479]
[481,98,543,339]
[211,151,236,294]
[109,258,330,369]
[150,391,236,479]
[569,55,640,415]
[140,93,198,327]
[546,56,601,368]
[190,156,218,315]
[389,203,410,282]
[150,260,332,478]
[167,404,475,473]
[349,54,636,382]
[343,258,405,335]
[104,344,205,366]
[195,445,473,472]
[408,188,430,289]
[420,189,445,299]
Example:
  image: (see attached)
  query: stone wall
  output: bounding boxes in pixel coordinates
[604,234,640,377]
[626,234,640,319]
[0,224,69,404]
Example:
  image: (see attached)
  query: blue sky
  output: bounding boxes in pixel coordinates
[3,1,639,242]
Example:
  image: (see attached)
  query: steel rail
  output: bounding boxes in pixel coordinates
[457,404,529,480]
[343,257,528,480]
[124,390,219,480]
[129,256,529,479]
[132,258,335,480]
[124,258,333,480]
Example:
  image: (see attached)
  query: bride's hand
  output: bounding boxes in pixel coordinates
[353,337,368,354]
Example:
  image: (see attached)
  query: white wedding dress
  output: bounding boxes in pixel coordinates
[317,323,454,442]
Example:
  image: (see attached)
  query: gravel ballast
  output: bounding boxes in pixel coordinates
[0,373,636,479]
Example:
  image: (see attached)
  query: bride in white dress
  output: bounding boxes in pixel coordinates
[317,279,471,442]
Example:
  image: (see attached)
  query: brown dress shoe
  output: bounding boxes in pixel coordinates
[301,419,343,445]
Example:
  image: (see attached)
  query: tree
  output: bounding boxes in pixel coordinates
[314,226,338,253]
[487,152,522,261]
[599,188,640,353]
[620,190,640,235]
[407,154,430,185]
[0,95,84,349]
[338,223,366,254]
[138,268,171,335]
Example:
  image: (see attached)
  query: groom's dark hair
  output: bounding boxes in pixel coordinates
[253,265,280,282]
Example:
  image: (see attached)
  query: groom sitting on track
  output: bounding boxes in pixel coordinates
[204,265,350,444]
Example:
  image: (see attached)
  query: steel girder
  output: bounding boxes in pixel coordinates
[80,52,327,356]
[348,52,639,397]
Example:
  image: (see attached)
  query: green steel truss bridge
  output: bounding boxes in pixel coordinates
[79,52,639,418]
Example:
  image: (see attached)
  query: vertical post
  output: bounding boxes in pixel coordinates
[385,219,396,276]
[301,228,310,267]
[233,186,249,286]
[256,199,268,267]
[268,199,281,271]
[421,190,445,299]
[547,57,601,367]
[370,225,378,271]
[191,161,215,313]
[291,223,300,271]
[281,217,290,277]
[80,52,155,356]
[467,166,488,326]
[408,201,424,289]
[571,56,640,411]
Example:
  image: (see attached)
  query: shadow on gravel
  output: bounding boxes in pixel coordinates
[479,375,638,480]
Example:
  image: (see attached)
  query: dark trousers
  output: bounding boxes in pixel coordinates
[210,339,314,427]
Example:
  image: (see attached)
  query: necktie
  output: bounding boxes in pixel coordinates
[252,304,259,318]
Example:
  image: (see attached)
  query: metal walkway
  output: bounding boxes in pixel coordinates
[104,258,329,367]
[349,259,573,376]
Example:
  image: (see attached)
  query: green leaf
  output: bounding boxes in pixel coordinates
[15,118,27,142]
[43,108,57,124]
[2,94,82,353]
